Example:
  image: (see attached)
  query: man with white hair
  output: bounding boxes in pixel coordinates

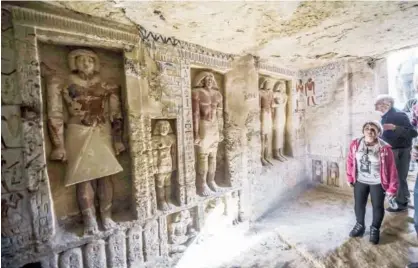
[375,94,417,212]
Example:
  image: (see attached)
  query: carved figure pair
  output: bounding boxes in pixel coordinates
[259,77,288,166]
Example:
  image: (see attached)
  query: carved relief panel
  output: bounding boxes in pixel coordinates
[327,162,340,187]
[167,208,198,256]
[38,43,132,235]
[312,159,324,183]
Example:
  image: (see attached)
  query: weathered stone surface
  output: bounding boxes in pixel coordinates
[107,231,127,268]
[84,240,107,268]
[143,220,160,262]
[1,105,22,148]
[127,226,144,267]
[41,253,58,268]
[1,148,25,193]
[53,2,418,68]
[60,248,83,268]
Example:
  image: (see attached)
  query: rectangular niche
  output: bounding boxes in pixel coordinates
[38,42,132,232]
[259,75,291,161]
[150,118,181,208]
[190,68,229,187]
[166,207,199,257]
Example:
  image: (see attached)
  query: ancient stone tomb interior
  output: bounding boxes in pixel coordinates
[2,1,418,268]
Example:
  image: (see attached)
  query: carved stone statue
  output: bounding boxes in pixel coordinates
[272,80,288,161]
[305,77,317,106]
[168,209,197,254]
[259,77,274,166]
[151,120,177,211]
[328,162,339,187]
[295,79,306,112]
[192,71,224,196]
[46,49,126,235]
[313,160,323,183]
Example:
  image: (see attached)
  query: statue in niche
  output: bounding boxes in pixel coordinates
[151,120,177,211]
[168,209,197,254]
[192,71,224,196]
[305,78,317,106]
[46,49,126,235]
[272,80,288,161]
[312,160,323,183]
[328,162,340,187]
[259,77,275,166]
[295,79,306,112]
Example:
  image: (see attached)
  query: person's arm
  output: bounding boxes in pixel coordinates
[384,147,399,196]
[346,140,356,184]
[393,113,418,138]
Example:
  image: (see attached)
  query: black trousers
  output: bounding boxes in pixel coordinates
[354,181,385,229]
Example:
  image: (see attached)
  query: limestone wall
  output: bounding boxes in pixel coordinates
[1,3,310,268]
[301,59,388,193]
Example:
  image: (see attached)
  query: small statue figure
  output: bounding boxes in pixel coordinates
[328,162,340,187]
[192,71,224,196]
[259,77,275,166]
[305,78,317,106]
[151,120,177,211]
[295,79,306,112]
[46,49,126,235]
[272,80,288,161]
[313,160,323,183]
[168,209,197,254]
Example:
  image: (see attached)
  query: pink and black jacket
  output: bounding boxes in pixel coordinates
[346,138,399,195]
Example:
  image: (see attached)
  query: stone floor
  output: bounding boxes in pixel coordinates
[176,177,418,268]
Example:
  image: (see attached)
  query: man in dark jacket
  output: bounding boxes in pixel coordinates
[375,94,418,212]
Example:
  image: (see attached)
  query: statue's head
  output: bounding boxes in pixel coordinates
[68,49,100,76]
[174,209,190,222]
[298,79,303,84]
[259,77,275,91]
[193,71,218,90]
[153,120,173,136]
[274,80,286,93]
[307,78,313,83]
[331,162,338,170]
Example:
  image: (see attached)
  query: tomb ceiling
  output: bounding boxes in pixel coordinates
[43,1,418,68]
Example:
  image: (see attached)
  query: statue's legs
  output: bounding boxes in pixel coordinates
[261,134,272,166]
[156,173,171,211]
[207,149,220,192]
[97,176,116,229]
[272,130,285,162]
[196,152,212,196]
[77,181,99,235]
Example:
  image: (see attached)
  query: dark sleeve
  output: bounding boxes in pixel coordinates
[394,112,418,138]
[403,99,415,113]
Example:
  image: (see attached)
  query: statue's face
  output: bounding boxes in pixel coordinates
[75,55,95,75]
[203,75,215,89]
[263,79,274,91]
[159,122,170,136]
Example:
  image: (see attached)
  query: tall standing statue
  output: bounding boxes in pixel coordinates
[46,49,126,235]
[259,77,274,166]
[305,77,317,106]
[272,80,288,161]
[151,120,177,211]
[328,162,340,187]
[192,71,224,196]
[295,79,306,112]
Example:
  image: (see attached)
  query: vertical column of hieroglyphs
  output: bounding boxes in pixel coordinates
[107,230,127,268]
[1,7,35,259]
[124,46,150,220]
[180,59,197,204]
[12,8,55,252]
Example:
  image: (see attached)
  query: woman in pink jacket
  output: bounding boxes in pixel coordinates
[346,120,398,244]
